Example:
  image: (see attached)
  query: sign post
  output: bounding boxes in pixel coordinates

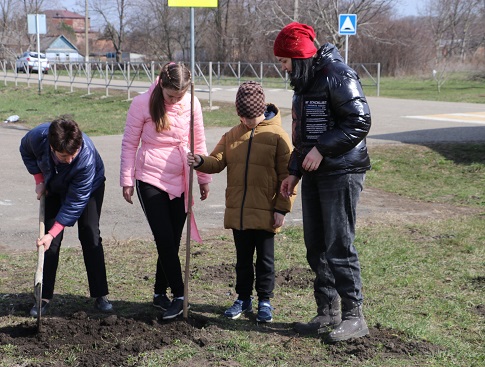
[168,0,218,320]
[338,14,357,64]
[27,14,46,95]
[168,0,218,78]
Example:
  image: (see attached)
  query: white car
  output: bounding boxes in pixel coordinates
[16,52,50,74]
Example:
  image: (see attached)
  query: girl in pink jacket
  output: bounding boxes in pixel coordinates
[120,62,211,320]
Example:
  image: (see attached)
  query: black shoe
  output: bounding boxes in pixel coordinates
[153,294,171,311]
[95,296,113,312]
[30,300,49,317]
[162,298,188,320]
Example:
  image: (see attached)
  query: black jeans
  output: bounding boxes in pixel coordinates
[136,180,186,298]
[301,172,365,304]
[42,183,109,299]
[232,229,275,301]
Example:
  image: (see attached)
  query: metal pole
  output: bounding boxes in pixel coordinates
[85,0,90,95]
[190,8,195,79]
[345,35,349,64]
[85,0,89,63]
[36,14,41,95]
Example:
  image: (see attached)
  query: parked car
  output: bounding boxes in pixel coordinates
[16,52,50,74]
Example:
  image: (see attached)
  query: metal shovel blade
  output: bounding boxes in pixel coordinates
[34,279,42,331]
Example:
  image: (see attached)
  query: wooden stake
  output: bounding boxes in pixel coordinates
[183,82,195,319]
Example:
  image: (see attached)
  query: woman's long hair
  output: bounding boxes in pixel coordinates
[149,62,191,132]
[289,58,315,94]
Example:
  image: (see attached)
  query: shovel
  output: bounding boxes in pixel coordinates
[34,195,45,332]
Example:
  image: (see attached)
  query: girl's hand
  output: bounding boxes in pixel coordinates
[199,183,209,200]
[122,186,134,204]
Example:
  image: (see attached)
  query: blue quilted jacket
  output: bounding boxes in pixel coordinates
[19,123,105,227]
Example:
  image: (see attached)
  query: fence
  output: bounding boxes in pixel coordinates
[0,60,380,99]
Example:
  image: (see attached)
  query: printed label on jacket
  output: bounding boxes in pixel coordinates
[302,98,328,142]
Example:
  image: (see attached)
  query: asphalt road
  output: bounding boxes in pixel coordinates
[1,86,485,251]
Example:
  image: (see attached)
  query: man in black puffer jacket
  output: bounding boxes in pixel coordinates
[274,22,371,342]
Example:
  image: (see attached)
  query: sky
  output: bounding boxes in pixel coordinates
[54,0,423,27]
[57,0,424,16]
[394,0,422,17]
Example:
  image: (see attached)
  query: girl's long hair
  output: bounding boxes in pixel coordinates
[149,62,191,131]
[289,58,315,94]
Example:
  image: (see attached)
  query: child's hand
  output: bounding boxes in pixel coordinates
[187,152,201,166]
[273,212,285,229]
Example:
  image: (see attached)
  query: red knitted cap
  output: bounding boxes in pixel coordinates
[273,22,317,59]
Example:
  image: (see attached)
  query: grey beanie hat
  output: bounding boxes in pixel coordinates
[235,81,266,118]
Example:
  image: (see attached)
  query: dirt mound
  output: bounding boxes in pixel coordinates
[0,311,440,367]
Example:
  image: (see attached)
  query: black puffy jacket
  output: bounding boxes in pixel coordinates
[288,43,371,177]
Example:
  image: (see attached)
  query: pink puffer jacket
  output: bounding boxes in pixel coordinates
[120,82,211,197]
[120,82,212,243]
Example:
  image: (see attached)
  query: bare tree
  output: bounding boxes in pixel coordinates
[90,0,136,62]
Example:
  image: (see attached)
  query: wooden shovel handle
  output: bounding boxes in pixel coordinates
[35,195,45,285]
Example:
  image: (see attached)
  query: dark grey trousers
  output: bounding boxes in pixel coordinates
[301,172,365,304]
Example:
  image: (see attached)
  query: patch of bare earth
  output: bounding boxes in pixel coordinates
[358,187,481,224]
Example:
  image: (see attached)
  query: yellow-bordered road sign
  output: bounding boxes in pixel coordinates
[168,0,218,7]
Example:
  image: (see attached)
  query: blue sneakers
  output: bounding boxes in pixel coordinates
[224,298,253,319]
[256,301,273,323]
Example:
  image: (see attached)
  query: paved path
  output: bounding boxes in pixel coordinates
[1,87,484,251]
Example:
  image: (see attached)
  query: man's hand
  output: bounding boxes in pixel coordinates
[302,146,323,171]
[280,175,300,199]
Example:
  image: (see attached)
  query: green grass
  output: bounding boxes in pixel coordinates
[0,84,238,134]
[362,73,485,103]
[367,144,485,208]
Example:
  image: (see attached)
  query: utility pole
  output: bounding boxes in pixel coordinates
[85,0,90,94]
[85,0,89,63]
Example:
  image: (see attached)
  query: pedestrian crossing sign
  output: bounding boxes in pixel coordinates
[339,14,357,35]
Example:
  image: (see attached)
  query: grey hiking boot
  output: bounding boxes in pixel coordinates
[294,296,341,335]
[325,298,369,343]
[30,300,49,317]
[95,296,113,312]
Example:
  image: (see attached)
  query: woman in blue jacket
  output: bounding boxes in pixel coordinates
[20,117,112,316]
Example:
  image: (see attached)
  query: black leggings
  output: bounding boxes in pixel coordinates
[136,180,187,298]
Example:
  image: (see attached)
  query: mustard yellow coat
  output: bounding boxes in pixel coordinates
[195,104,295,233]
